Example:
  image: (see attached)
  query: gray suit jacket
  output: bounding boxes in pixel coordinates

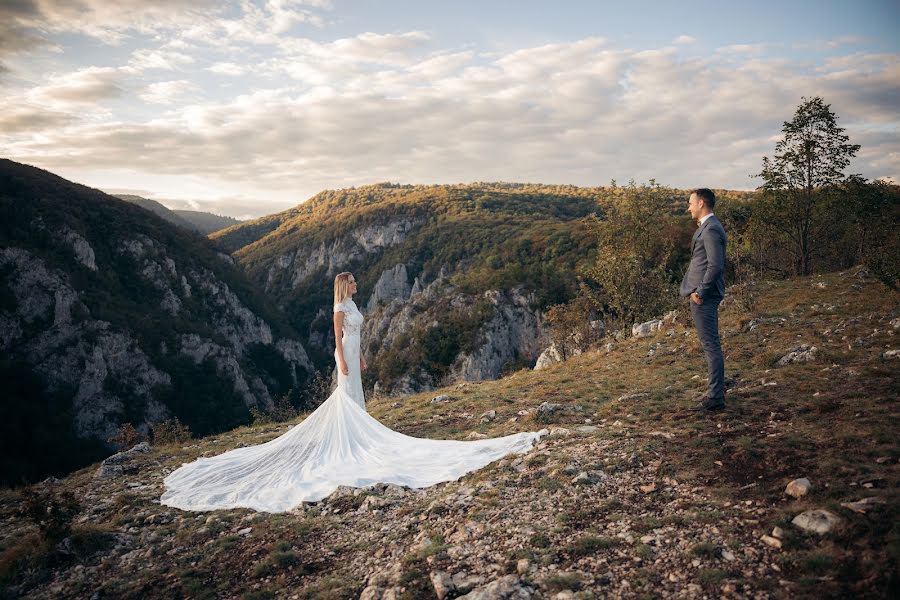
[680,214,727,300]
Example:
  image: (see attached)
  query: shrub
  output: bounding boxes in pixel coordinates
[586,181,686,326]
[18,487,81,540]
[107,422,145,450]
[151,418,192,446]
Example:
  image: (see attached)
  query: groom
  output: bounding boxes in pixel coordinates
[680,188,727,412]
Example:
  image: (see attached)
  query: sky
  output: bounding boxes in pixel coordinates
[1,1,898,219]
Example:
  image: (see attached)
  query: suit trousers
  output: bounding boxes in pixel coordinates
[690,297,725,401]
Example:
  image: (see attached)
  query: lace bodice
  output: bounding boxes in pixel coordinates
[334,298,364,337]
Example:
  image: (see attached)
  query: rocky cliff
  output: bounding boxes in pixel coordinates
[0,160,313,485]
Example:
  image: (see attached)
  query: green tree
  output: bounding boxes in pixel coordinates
[755,96,861,275]
[587,181,682,326]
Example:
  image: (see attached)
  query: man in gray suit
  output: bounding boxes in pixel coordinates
[680,188,727,412]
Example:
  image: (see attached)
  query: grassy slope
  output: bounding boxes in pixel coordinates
[1,268,896,599]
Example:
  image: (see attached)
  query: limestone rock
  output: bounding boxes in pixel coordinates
[430,571,454,600]
[776,345,819,366]
[632,319,662,338]
[785,477,812,498]
[457,575,533,599]
[840,497,886,514]
[534,344,563,370]
[792,509,841,534]
[617,392,650,402]
[367,264,411,311]
[95,442,152,478]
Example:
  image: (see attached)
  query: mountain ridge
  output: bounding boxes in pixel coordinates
[116,194,241,235]
[0,159,313,486]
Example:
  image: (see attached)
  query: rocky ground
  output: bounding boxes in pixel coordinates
[0,267,897,599]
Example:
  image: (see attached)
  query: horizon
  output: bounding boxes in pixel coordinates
[2,0,898,219]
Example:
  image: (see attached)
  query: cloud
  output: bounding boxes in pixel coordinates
[26,66,123,104]
[208,61,248,76]
[2,36,898,216]
[139,79,199,104]
[673,35,696,45]
[126,48,196,72]
[715,43,769,55]
[798,35,870,51]
[0,105,76,133]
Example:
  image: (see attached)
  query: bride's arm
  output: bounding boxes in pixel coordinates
[333,311,349,375]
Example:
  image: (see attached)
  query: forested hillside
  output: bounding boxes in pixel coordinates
[0,160,313,486]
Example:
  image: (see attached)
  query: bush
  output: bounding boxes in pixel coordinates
[151,418,192,446]
[251,392,298,425]
[107,422,145,450]
[546,284,603,360]
[586,181,686,326]
[18,487,81,540]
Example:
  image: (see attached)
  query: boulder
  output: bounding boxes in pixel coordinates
[776,345,819,367]
[792,509,841,534]
[785,477,812,498]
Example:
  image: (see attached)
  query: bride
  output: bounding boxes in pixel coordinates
[160,271,547,513]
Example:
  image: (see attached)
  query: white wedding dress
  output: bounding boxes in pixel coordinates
[160,297,547,513]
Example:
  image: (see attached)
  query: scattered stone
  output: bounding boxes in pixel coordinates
[481,410,497,423]
[548,427,571,436]
[570,471,590,485]
[840,497,886,514]
[237,527,252,536]
[772,526,785,539]
[457,575,532,599]
[632,319,662,338]
[640,483,657,493]
[882,349,899,359]
[776,345,819,366]
[536,402,582,417]
[95,442,152,479]
[430,571,454,600]
[792,509,841,534]
[617,392,650,402]
[431,395,452,403]
[785,477,811,498]
[534,345,564,370]
[516,559,531,575]
[575,425,598,434]
[760,534,782,549]
[466,432,487,440]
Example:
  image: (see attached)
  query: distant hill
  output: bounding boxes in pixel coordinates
[115,194,195,230]
[116,194,241,235]
[172,210,241,235]
[0,160,313,486]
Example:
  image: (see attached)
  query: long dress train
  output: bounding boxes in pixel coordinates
[159,298,547,513]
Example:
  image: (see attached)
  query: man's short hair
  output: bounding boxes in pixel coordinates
[691,188,716,210]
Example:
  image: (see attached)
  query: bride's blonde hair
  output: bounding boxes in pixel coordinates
[334,272,353,306]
